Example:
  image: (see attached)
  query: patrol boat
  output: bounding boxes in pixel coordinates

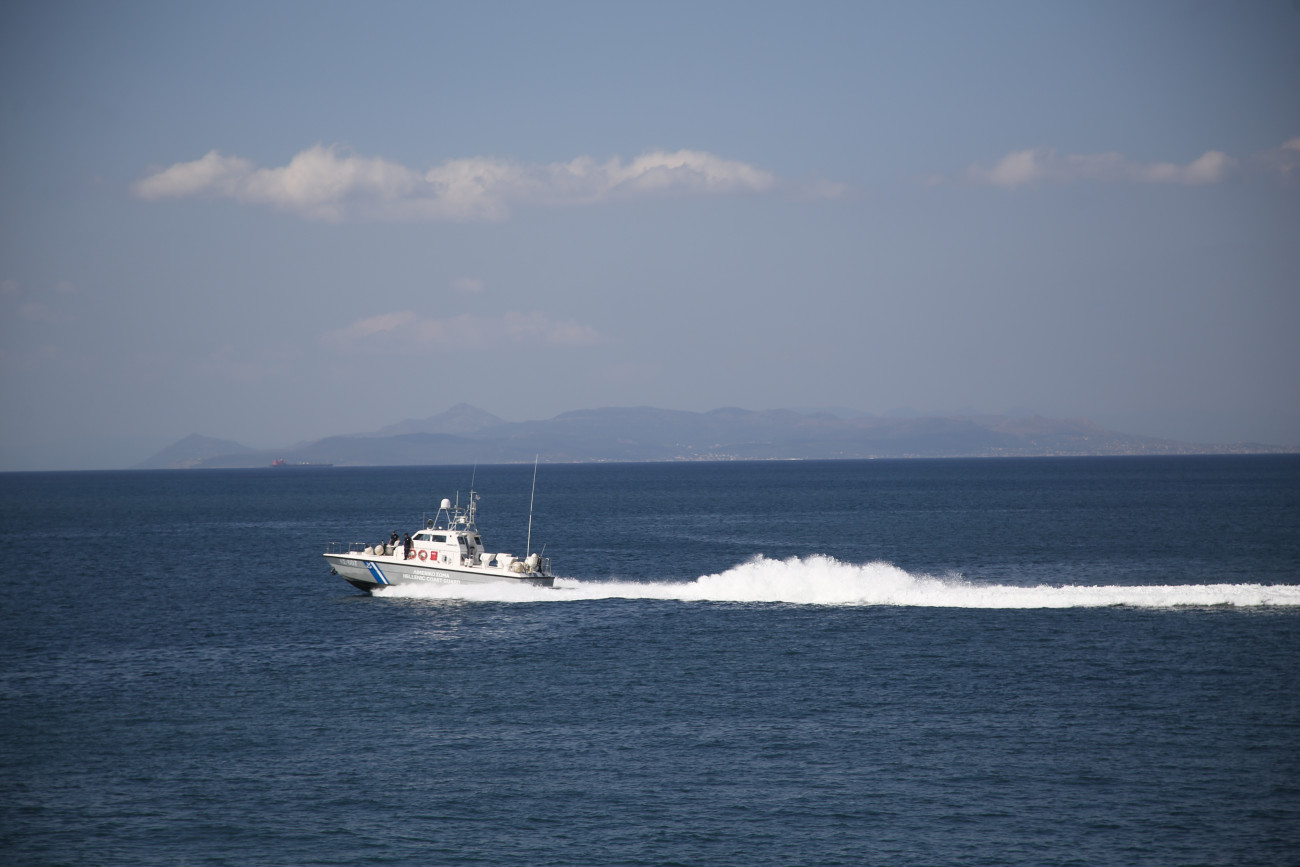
[323,491,554,591]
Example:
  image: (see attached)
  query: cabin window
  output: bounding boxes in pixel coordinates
[431,534,447,543]
[414,532,431,541]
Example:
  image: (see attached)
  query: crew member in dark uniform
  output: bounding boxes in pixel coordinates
[403,533,413,560]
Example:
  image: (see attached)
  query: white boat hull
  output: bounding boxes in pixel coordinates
[324,552,555,591]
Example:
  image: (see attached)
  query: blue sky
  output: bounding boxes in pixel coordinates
[2,0,1297,469]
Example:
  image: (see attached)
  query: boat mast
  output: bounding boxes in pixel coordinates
[526,455,538,556]
[467,463,479,528]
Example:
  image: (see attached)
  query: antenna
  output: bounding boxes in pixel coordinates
[526,454,538,556]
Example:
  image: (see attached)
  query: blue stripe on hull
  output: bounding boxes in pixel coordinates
[365,561,390,585]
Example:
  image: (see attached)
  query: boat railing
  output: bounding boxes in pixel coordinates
[324,541,374,555]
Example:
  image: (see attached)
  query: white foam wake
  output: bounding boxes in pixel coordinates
[371,555,1300,608]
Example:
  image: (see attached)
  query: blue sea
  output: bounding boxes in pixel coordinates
[2,456,1298,866]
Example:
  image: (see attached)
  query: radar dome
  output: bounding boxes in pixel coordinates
[440,498,452,510]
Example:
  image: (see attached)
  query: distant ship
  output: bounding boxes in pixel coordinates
[270,459,333,468]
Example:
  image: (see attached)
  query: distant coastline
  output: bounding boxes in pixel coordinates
[133,404,1294,470]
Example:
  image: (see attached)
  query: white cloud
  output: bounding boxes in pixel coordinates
[1253,137,1300,182]
[964,147,1237,188]
[133,146,424,221]
[332,311,416,339]
[324,310,607,350]
[955,137,1300,189]
[133,151,257,200]
[1178,150,1235,184]
[133,145,792,222]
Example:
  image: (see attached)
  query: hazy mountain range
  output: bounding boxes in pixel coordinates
[133,404,1287,469]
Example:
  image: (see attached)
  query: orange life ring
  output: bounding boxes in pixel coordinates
[418,550,427,561]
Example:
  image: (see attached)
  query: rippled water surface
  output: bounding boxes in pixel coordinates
[2,457,1298,865]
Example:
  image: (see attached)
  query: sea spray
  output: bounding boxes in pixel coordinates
[373,554,1300,608]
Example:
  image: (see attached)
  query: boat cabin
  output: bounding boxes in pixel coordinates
[409,527,482,566]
